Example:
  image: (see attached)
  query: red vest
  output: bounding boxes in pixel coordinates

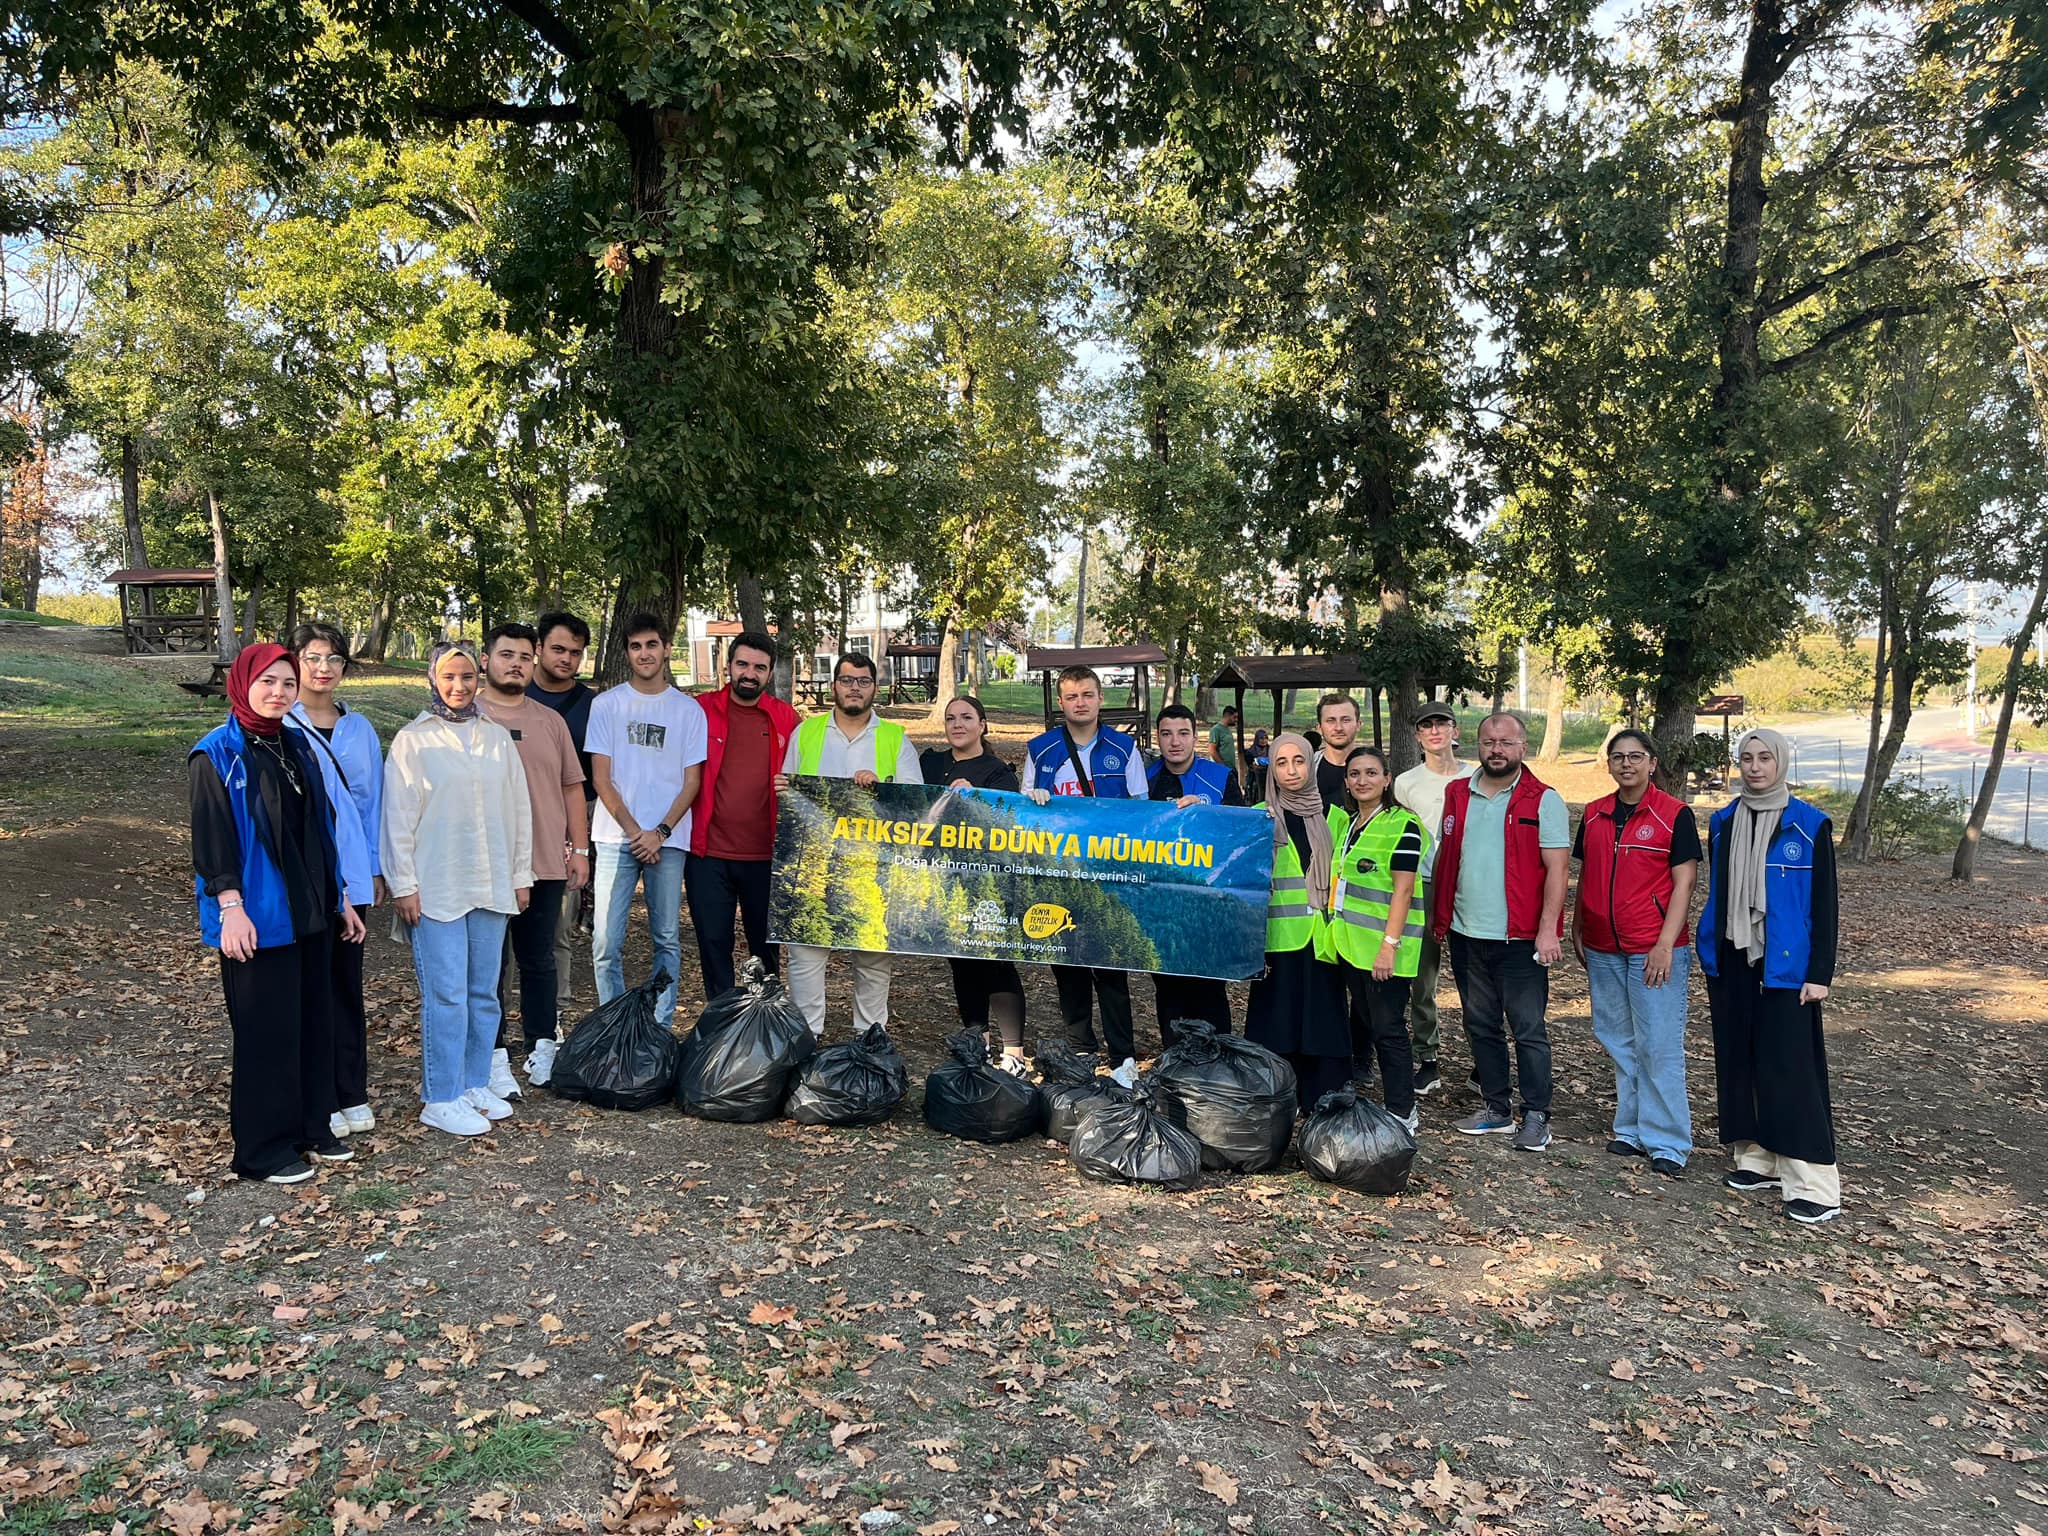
[1431,769,1561,943]
[689,686,798,858]
[1575,786,1693,954]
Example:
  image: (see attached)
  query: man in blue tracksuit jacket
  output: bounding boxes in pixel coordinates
[1145,703,1244,1045]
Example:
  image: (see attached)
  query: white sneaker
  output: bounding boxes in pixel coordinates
[328,1111,351,1140]
[421,1100,490,1137]
[489,1047,522,1100]
[525,1038,559,1087]
[997,1050,1031,1078]
[464,1085,514,1121]
[340,1103,375,1133]
[1110,1057,1139,1089]
[1400,1109,1420,1135]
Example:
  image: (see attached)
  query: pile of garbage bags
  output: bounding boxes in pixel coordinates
[1151,1020,1297,1173]
[1036,1042,1132,1144]
[1068,1077,1203,1191]
[674,960,816,1122]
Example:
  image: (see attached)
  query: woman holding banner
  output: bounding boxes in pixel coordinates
[920,696,1030,1075]
[1243,733,1351,1109]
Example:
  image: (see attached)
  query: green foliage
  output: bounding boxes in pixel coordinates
[1869,779,1969,861]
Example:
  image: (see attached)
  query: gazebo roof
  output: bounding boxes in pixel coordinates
[106,567,216,587]
[1025,643,1168,670]
[1209,653,1382,690]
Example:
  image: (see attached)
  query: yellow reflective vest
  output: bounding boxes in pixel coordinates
[1327,803,1429,976]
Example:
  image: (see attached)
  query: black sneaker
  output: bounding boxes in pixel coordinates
[1650,1157,1684,1179]
[1413,1061,1442,1096]
[1784,1199,1840,1225]
[1722,1168,1781,1193]
[261,1160,316,1185]
[1607,1139,1646,1157]
[307,1138,353,1163]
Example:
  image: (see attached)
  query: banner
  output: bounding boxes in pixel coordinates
[768,779,1274,979]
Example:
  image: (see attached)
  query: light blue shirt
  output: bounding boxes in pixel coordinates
[1450,767,1569,940]
[287,702,384,900]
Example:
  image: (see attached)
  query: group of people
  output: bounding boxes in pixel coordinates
[189,631,1842,1225]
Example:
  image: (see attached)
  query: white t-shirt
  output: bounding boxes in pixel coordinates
[586,685,709,849]
[1394,758,1465,877]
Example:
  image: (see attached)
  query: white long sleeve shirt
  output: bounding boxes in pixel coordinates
[380,713,535,922]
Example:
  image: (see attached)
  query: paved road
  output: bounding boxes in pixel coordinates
[1763,707,2045,849]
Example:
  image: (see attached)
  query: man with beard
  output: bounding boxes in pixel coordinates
[1431,712,1571,1151]
[1145,702,1242,1044]
[1311,694,1362,808]
[527,612,597,1005]
[687,631,797,999]
[775,652,923,1037]
[478,623,588,1091]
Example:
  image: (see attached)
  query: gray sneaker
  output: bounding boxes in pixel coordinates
[1513,1111,1552,1152]
[1454,1107,1514,1136]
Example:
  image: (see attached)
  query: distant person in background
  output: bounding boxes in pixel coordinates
[688,631,797,999]
[1328,745,1426,1129]
[1311,694,1362,808]
[1146,702,1241,1042]
[1701,728,1842,1224]
[191,643,365,1183]
[587,614,706,1030]
[1246,729,1272,804]
[1571,729,1700,1178]
[1209,705,1240,767]
[478,622,588,1093]
[1023,665,1149,1085]
[921,695,1029,1073]
[1434,711,1569,1152]
[777,651,922,1037]
[382,642,534,1138]
[527,612,596,1007]
[1243,732,1349,1108]
[1393,702,1464,1097]
[287,621,382,1141]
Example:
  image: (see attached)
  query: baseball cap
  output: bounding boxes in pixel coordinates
[1413,702,1456,725]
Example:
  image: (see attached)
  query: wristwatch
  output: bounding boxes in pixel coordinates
[656,823,673,841]
[571,846,590,857]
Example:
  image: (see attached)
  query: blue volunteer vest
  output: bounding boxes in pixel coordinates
[1026,726,1138,799]
[1698,795,1828,989]
[1146,754,1232,804]
[190,719,337,951]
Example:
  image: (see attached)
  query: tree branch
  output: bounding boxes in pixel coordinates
[1764,300,1935,376]
[1761,228,1945,320]
[494,0,592,66]
[416,98,585,126]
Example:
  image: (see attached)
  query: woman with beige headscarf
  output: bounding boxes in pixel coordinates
[1698,727,1842,1224]
[1242,732,1351,1110]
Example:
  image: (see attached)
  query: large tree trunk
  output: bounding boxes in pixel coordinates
[362,583,396,663]
[927,611,962,721]
[736,573,767,634]
[1953,545,2048,879]
[1489,635,1509,713]
[1842,571,1894,858]
[207,488,239,664]
[1535,655,1567,763]
[1650,644,1699,794]
[239,565,265,647]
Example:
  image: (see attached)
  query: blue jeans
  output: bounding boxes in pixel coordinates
[592,844,684,1026]
[1585,947,1693,1164]
[412,909,510,1104]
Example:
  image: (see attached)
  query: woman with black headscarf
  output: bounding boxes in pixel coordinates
[1700,727,1842,1224]
[189,643,367,1183]
[381,642,534,1138]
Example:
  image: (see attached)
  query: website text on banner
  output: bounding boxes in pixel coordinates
[769,780,1274,979]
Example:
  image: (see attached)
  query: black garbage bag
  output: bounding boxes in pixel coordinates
[675,959,817,1122]
[548,970,679,1111]
[1069,1080,1203,1191]
[1036,1042,1131,1144]
[1152,1018,1297,1172]
[786,1024,908,1127]
[1298,1089,1417,1195]
[923,1031,1044,1143]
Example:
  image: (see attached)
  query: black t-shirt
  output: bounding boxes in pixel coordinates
[1315,755,1348,810]
[919,747,1019,793]
[528,679,596,800]
[1572,798,1702,865]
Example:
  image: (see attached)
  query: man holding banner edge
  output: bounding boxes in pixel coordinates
[1146,702,1242,1043]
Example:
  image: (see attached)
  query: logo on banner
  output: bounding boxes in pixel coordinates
[1022,903,1076,939]
[968,899,1008,935]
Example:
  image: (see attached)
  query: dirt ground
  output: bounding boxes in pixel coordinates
[2,633,2047,1536]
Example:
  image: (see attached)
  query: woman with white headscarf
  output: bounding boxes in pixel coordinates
[381,642,535,1138]
[1698,727,1842,1224]
[1242,732,1350,1110]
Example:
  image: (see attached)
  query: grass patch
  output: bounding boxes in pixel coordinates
[0,607,80,626]
[414,1422,578,1491]
[340,1180,405,1212]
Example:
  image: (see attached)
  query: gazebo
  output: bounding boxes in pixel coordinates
[106,568,221,656]
[885,642,941,705]
[1208,653,1454,771]
[1026,643,1169,750]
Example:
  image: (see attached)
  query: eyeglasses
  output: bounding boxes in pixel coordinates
[836,677,876,689]
[300,653,348,671]
[1607,751,1650,765]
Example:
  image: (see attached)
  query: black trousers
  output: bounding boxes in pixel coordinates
[1448,932,1553,1116]
[1152,974,1233,1051]
[949,958,1026,1039]
[500,879,566,1044]
[1707,958,1836,1166]
[329,904,370,1108]
[1344,966,1415,1116]
[1055,965,1134,1062]
[221,932,337,1178]
[1287,1051,1355,1113]
[686,854,776,999]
